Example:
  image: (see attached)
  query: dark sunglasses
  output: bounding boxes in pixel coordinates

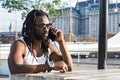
[35,23,52,28]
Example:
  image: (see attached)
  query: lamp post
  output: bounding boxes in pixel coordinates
[98,0,108,69]
[69,0,72,42]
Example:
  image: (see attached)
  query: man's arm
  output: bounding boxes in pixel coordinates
[49,29,73,71]
[57,40,73,71]
[8,41,50,74]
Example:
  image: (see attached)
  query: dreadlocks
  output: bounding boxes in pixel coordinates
[22,9,50,59]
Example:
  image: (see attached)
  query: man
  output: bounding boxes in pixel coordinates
[8,9,73,74]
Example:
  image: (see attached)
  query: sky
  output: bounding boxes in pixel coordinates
[0,0,119,32]
[0,0,79,32]
[0,8,22,32]
[0,6,23,32]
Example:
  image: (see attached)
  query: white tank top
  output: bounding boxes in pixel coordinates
[9,37,50,80]
[19,37,48,65]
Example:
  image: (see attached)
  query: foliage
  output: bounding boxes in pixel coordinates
[0,0,68,19]
[107,32,117,39]
[80,35,96,42]
[80,32,117,42]
[64,33,77,42]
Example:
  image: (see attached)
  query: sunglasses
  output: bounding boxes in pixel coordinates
[35,23,52,28]
[35,14,62,28]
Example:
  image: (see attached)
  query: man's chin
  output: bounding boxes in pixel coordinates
[43,37,47,39]
[41,36,48,40]
[35,36,45,41]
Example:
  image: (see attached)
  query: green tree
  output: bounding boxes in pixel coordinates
[0,0,68,19]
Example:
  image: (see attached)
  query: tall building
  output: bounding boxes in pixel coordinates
[54,0,120,41]
[53,7,80,35]
[88,0,120,40]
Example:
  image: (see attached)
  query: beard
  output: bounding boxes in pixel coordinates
[34,31,48,41]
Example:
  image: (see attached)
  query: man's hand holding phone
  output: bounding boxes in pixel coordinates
[48,27,64,43]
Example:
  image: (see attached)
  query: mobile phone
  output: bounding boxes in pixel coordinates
[48,14,62,41]
[48,27,57,41]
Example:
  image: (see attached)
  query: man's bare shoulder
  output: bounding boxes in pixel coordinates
[11,40,25,48]
[10,40,26,55]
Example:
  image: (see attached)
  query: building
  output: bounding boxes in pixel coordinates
[53,7,80,35]
[54,0,120,41]
[88,0,120,40]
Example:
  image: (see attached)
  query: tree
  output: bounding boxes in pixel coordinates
[80,34,96,42]
[64,33,77,42]
[107,32,117,39]
[0,0,68,19]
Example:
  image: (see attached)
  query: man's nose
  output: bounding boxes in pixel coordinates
[43,26,49,31]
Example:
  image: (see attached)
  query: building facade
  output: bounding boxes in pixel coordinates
[53,7,80,35]
[54,0,120,41]
[88,1,120,40]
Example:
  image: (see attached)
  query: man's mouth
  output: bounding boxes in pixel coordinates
[42,32,48,36]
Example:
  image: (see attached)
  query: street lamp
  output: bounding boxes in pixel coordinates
[98,0,108,69]
[69,0,72,42]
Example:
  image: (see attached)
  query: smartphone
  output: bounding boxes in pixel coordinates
[48,14,62,41]
[48,27,57,41]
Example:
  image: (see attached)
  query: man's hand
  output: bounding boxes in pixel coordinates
[53,61,68,73]
[49,27,64,42]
